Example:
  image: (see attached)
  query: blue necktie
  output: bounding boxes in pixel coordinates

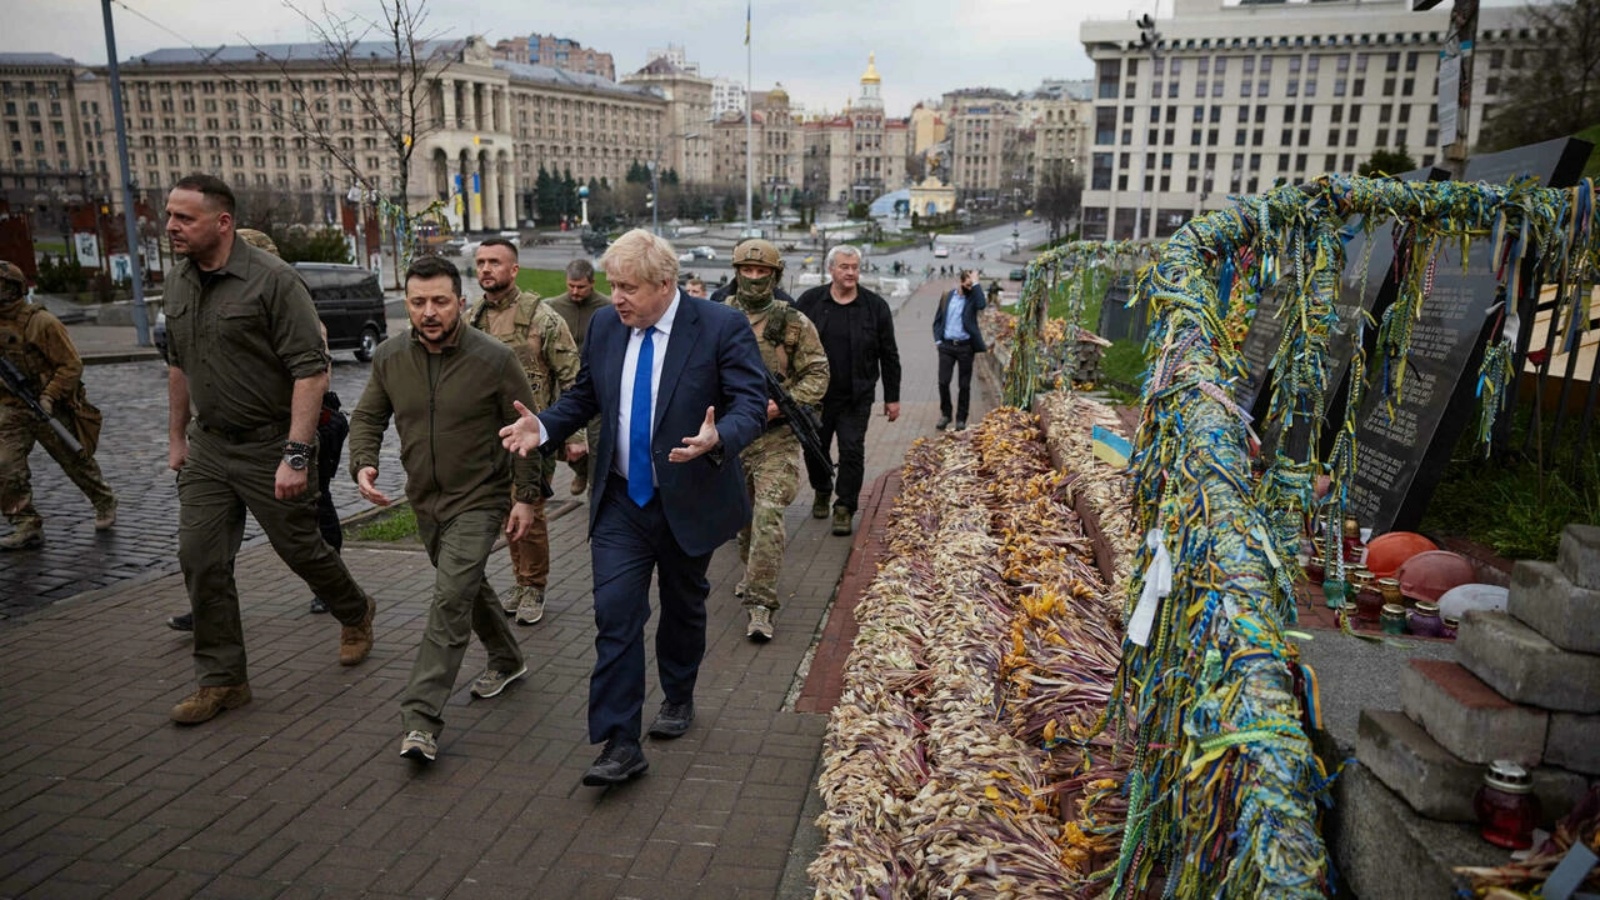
[627,326,656,507]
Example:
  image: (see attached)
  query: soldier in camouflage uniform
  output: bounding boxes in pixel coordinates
[545,259,610,495]
[725,240,829,641]
[469,238,580,625]
[0,259,117,550]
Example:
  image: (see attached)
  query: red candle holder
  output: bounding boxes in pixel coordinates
[1473,761,1540,850]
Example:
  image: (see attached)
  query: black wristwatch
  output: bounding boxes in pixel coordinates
[283,439,313,472]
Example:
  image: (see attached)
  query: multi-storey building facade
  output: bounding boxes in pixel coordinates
[711,77,747,119]
[711,85,799,202]
[1021,82,1093,204]
[621,56,714,185]
[1079,0,1532,240]
[0,54,118,215]
[0,37,666,232]
[801,56,910,207]
[944,88,1023,208]
[493,34,615,82]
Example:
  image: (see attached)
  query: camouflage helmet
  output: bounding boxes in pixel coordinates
[237,228,281,258]
[731,239,784,275]
[0,260,25,291]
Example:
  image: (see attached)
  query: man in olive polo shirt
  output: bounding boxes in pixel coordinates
[163,173,376,726]
[545,258,609,494]
[350,255,540,764]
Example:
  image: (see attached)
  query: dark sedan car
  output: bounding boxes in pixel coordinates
[155,262,387,363]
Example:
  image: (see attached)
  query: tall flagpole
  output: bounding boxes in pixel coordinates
[744,0,753,226]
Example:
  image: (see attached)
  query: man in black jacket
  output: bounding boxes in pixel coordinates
[793,245,901,537]
[931,269,987,431]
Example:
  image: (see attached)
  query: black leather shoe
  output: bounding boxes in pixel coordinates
[955,420,967,431]
[648,700,695,739]
[582,739,649,786]
[935,416,950,431]
[167,612,194,632]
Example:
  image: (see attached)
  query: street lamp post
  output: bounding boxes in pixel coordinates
[1133,14,1160,242]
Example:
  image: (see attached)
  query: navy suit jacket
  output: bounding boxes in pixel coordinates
[537,290,768,557]
[932,283,989,353]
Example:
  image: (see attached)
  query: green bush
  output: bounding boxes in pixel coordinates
[35,253,89,294]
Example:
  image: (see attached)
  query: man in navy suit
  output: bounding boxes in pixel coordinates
[501,229,768,787]
[931,268,988,431]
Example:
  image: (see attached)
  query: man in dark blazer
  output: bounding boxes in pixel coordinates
[501,229,768,787]
[931,268,988,431]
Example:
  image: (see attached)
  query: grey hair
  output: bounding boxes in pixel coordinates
[825,244,862,270]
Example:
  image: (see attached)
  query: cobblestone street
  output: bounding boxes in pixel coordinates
[0,354,406,618]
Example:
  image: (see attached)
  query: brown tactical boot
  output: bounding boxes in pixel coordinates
[170,684,252,725]
[570,470,588,495]
[831,504,854,537]
[0,522,43,550]
[339,596,376,666]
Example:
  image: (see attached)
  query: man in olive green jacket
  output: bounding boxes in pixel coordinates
[348,256,541,764]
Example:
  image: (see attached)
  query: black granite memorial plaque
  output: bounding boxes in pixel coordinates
[1348,137,1591,534]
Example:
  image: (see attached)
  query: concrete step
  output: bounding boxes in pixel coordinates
[1547,711,1600,776]
[1356,709,1587,825]
[1509,559,1600,654]
[1328,762,1510,900]
[1557,523,1600,590]
[1457,611,1600,713]
[1400,659,1546,765]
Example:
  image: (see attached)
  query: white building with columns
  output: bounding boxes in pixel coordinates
[94,35,664,231]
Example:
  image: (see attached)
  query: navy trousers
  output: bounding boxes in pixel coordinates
[588,474,712,745]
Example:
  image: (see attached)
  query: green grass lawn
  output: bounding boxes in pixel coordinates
[515,269,611,297]
[349,505,418,542]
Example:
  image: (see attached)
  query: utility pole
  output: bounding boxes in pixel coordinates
[1132,13,1160,242]
[101,0,150,346]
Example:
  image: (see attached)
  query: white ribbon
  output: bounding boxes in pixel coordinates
[1129,529,1172,647]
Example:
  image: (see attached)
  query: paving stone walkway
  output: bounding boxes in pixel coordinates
[0,280,999,898]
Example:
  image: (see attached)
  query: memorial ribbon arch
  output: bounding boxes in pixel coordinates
[1004,172,1597,896]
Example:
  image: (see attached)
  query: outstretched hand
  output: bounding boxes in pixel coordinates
[668,406,720,463]
[500,400,545,456]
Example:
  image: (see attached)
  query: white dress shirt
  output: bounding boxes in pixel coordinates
[614,295,678,484]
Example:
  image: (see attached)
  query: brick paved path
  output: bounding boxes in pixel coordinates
[0,355,405,618]
[0,281,998,898]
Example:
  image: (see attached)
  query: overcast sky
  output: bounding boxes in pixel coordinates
[7,0,1527,113]
[6,0,1164,112]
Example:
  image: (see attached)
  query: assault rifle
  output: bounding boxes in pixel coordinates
[0,356,82,454]
[764,369,832,480]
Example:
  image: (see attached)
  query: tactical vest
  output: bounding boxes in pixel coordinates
[744,301,804,385]
[0,304,50,403]
[468,292,551,404]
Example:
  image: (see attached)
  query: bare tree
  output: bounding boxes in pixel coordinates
[1479,0,1600,152]
[239,0,453,282]
[1033,158,1083,245]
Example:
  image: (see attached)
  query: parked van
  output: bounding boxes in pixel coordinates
[292,263,388,362]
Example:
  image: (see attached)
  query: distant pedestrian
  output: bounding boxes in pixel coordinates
[933,268,988,431]
[546,259,610,496]
[162,174,375,726]
[350,255,541,764]
[684,277,708,299]
[500,229,768,787]
[723,239,829,642]
[0,259,116,551]
[794,245,901,537]
[468,238,579,626]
